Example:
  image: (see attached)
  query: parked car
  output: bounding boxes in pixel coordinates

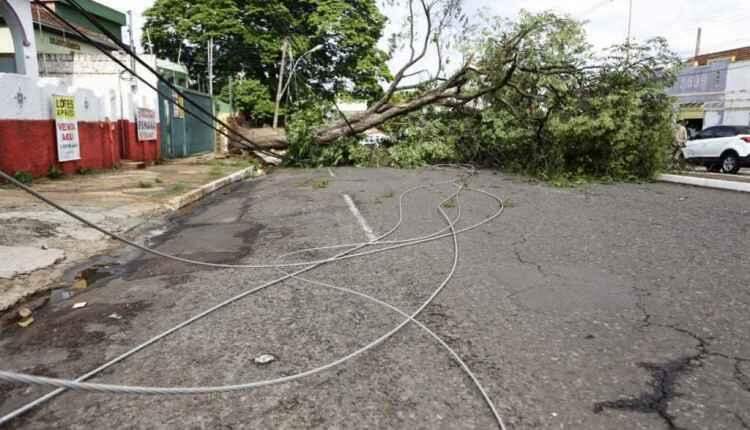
[682,125,750,174]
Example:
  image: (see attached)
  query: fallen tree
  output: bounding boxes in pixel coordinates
[312,0,525,145]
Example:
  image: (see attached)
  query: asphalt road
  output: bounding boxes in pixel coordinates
[1,167,749,429]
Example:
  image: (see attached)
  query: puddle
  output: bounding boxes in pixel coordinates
[76,265,117,286]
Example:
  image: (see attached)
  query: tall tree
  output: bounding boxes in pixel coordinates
[143,0,390,99]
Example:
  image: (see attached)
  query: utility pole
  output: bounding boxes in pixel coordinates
[207,37,214,97]
[145,28,154,55]
[694,27,702,60]
[127,10,137,80]
[625,0,633,44]
[624,0,633,62]
[273,37,289,129]
[228,75,234,113]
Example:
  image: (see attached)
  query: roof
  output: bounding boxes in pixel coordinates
[690,46,750,66]
[157,58,188,74]
[54,0,126,26]
[31,3,118,50]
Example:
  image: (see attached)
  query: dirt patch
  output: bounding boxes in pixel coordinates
[1,301,151,354]
[0,218,58,246]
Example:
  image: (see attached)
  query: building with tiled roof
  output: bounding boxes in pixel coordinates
[1,0,126,73]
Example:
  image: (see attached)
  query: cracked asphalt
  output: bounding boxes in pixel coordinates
[0,167,749,429]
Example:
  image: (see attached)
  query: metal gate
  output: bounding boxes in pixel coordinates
[158,83,215,159]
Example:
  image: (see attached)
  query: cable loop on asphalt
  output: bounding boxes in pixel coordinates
[0,166,506,430]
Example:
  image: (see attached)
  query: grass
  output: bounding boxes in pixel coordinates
[150,182,189,199]
[48,165,64,180]
[77,167,95,175]
[13,171,33,185]
[205,157,258,178]
[168,183,188,194]
[441,197,457,208]
[208,165,226,178]
[311,178,329,189]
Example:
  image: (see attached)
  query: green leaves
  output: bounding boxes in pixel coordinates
[220,79,275,123]
[467,14,679,181]
[144,0,390,112]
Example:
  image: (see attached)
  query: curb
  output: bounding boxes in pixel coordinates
[657,174,750,193]
[164,166,263,211]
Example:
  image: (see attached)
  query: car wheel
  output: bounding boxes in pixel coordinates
[721,152,741,174]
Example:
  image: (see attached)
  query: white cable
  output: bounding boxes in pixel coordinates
[0,167,508,429]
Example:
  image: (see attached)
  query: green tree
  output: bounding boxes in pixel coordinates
[219,79,275,124]
[469,12,680,179]
[143,0,390,101]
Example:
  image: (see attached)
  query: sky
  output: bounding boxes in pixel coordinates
[100,0,750,68]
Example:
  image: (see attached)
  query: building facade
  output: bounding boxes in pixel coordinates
[669,46,750,135]
[1,0,124,73]
[0,0,161,177]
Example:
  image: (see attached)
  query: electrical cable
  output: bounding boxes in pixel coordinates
[273,188,506,430]
[0,167,507,429]
[0,169,495,270]
[33,1,277,160]
[58,0,264,152]
[0,185,467,395]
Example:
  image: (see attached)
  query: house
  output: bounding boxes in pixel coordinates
[669,46,750,135]
[1,0,125,73]
[0,0,216,177]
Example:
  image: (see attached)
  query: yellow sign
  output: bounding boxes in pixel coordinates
[52,95,80,162]
[53,95,76,120]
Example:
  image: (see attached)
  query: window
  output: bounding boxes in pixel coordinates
[696,127,718,139]
[714,127,737,138]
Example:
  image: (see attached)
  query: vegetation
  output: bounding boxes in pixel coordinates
[13,171,33,185]
[285,10,679,181]
[77,167,95,175]
[47,165,64,180]
[219,79,275,125]
[146,0,679,182]
[144,0,389,105]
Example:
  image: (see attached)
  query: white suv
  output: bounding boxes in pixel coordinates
[683,125,750,174]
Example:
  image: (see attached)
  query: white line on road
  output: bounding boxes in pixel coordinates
[327,168,336,177]
[342,194,377,242]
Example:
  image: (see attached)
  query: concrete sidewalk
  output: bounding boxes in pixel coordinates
[658,167,750,192]
[0,155,262,311]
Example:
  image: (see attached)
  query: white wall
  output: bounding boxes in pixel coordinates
[704,111,722,128]
[721,61,750,126]
[0,53,160,122]
[0,0,39,76]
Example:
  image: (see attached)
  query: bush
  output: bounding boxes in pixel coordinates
[13,171,33,185]
[48,165,64,180]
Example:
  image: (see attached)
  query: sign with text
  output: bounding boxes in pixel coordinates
[173,92,185,119]
[53,95,80,162]
[136,108,158,141]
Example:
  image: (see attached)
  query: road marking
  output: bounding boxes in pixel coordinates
[327,168,335,177]
[342,194,377,242]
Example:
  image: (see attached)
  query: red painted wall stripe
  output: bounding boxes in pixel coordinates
[0,119,160,177]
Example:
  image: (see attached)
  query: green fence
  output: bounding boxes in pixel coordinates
[158,83,215,159]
